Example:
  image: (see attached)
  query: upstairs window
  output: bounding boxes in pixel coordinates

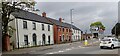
[66,29,68,32]
[69,29,71,32]
[62,28,64,32]
[33,22,36,30]
[58,28,61,31]
[42,24,44,30]
[48,25,50,31]
[23,21,27,29]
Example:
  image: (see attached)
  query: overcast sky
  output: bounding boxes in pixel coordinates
[34,1,118,35]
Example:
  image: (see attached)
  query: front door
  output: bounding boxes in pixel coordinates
[24,35,28,46]
[48,36,50,44]
[33,33,37,46]
[42,34,46,45]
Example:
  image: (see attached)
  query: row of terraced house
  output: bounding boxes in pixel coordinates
[6,8,82,50]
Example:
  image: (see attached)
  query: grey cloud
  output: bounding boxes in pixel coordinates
[35,2,118,34]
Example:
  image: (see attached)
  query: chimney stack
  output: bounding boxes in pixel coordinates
[42,12,46,17]
[59,18,62,22]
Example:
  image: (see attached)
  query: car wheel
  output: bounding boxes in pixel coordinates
[100,46,103,49]
[111,45,114,49]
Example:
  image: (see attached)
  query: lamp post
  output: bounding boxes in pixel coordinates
[70,9,74,42]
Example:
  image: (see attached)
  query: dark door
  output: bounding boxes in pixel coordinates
[33,33,37,46]
[42,34,46,45]
[24,35,28,45]
[48,36,50,45]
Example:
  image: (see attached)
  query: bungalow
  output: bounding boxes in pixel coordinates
[8,9,54,49]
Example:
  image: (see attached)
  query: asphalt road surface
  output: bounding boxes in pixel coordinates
[2,39,120,56]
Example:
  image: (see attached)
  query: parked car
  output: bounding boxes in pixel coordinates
[99,37,120,49]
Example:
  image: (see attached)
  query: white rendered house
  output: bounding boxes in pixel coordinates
[71,26,82,42]
[9,9,54,48]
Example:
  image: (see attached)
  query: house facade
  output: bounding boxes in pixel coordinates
[72,28,82,42]
[9,9,54,48]
[41,12,82,44]
[8,9,82,49]
[47,17,72,44]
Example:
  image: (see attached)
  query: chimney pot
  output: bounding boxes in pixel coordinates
[59,18,62,22]
[42,12,46,17]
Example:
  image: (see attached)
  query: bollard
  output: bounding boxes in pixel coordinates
[84,40,88,46]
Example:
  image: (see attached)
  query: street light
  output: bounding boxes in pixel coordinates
[70,9,74,42]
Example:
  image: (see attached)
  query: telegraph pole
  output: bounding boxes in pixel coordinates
[70,9,74,42]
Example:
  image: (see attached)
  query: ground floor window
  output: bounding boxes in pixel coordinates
[42,34,46,45]
[48,35,50,44]
[24,35,28,45]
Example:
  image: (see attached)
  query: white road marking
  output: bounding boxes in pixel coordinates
[46,41,99,54]
[65,48,72,51]
[79,46,82,47]
[58,50,64,52]
[46,53,54,54]
[71,47,75,49]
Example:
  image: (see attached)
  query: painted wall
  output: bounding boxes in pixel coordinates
[9,18,54,48]
[72,29,82,41]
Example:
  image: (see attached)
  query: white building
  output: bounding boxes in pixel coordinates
[71,26,82,42]
[9,9,54,48]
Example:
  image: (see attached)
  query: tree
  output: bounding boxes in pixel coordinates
[1,1,36,51]
[2,1,35,36]
[90,21,105,30]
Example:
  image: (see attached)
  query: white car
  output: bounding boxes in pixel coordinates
[100,37,120,49]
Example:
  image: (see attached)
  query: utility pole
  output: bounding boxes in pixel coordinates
[70,9,74,42]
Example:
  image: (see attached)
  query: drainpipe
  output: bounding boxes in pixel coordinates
[16,18,19,49]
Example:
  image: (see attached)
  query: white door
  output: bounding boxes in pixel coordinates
[118,40,120,47]
[114,39,119,47]
[112,39,118,47]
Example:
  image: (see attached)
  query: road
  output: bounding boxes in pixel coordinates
[2,39,120,56]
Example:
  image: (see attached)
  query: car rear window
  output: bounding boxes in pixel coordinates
[102,39,111,41]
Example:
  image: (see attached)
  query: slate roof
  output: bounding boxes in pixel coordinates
[47,17,81,31]
[12,9,53,25]
[12,8,81,31]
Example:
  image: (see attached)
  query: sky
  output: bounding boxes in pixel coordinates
[34,0,119,35]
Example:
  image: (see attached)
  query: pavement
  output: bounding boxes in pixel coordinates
[2,38,100,55]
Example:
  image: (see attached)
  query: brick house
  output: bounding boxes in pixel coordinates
[41,12,82,44]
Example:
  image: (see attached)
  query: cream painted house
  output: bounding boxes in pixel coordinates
[9,9,54,48]
[71,26,82,42]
